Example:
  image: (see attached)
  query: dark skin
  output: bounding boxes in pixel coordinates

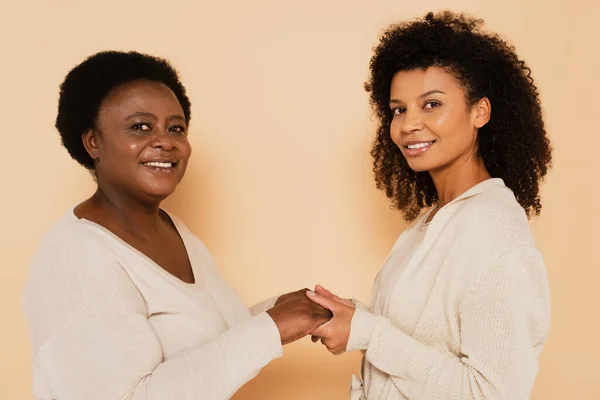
[76,79,330,345]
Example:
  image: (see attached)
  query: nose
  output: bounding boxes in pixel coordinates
[149,126,176,151]
[401,109,424,134]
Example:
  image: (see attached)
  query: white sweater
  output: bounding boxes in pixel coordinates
[22,209,282,400]
[347,178,550,400]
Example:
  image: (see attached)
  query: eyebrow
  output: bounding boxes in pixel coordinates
[389,90,447,104]
[125,112,155,120]
[125,112,186,122]
[169,114,186,122]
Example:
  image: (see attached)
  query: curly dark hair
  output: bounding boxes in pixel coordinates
[56,50,191,170]
[366,11,552,221]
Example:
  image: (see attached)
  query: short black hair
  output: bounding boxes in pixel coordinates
[55,50,191,170]
[366,11,552,221]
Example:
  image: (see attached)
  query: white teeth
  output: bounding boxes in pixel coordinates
[144,161,173,168]
[407,142,433,150]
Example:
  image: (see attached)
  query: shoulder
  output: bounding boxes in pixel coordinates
[29,211,118,277]
[23,211,145,342]
[458,185,526,222]
[451,186,536,250]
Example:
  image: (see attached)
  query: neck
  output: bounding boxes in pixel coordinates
[90,182,164,235]
[430,153,491,207]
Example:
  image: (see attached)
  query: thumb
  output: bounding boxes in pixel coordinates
[306,290,340,313]
[315,285,343,302]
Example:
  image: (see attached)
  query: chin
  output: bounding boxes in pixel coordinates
[141,183,179,201]
[405,160,434,173]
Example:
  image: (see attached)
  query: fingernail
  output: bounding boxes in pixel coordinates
[307,290,316,296]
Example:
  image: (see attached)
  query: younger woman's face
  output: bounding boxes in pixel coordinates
[388,67,490,175]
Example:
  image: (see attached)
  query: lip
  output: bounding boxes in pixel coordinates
[141,158,178,164]
[141,159,179,173]
[402,140,436,157]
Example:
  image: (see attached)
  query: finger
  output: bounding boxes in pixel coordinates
[315,285,341,302]
[310,302,333,319]
[311,322,331,338]
[322,339,337,354]
[306,290,340,313]
[333,348,345,356]
[316,286,354,307]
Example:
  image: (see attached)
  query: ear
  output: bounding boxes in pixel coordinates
[82,128,101,161]
[472,97,491,129]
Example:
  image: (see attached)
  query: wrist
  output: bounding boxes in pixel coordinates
[346,308,379,352]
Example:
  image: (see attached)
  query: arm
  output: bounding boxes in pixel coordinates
[39,310,281,400]
[347,247,550,400]
[310,247,550,400]
[23,238,282,400]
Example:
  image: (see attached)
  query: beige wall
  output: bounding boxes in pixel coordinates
[1,0,598,398]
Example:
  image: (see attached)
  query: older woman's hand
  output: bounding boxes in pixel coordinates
[266,294,332,345]
[274,288,312,306]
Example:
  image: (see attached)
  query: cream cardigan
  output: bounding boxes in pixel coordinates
[347,178,550,400]
[22,210,281,400]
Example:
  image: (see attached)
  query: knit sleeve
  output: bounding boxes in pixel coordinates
[249,296,279,315]
[346,246,550,400]
[23,232,282,400]
[351,298,369,311]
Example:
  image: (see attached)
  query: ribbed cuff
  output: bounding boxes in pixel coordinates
[351,298,369,311]
[248,296,279,316]
[346,308,380,352]
[363,318,422,379]
[257,311,283,347]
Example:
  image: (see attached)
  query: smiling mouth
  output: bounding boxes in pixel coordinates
[403,140,436,156]
[142,161,177,169]
[405,141,436,150]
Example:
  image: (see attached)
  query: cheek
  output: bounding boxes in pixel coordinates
[126,141,144,154]
[389,119,402,147]
[425,110,454,137]
[103,138,146,166]
[426,109,472,144]
[179,139,192,161]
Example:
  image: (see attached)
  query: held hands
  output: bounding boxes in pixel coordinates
[267,288,333,345]
[306,285,355,355]
[266,285,355,353]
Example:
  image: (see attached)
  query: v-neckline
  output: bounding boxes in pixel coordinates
[69,207,200,288]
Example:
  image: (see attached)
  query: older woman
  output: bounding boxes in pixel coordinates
[22,51,330,400]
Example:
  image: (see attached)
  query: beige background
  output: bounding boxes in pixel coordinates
[1,0,598,398]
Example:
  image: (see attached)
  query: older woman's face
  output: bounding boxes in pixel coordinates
[85,79,191,202]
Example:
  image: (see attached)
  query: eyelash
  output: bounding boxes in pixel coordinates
[392,101,441,115]
[169,125,186,134]
[130,123,148,130]
[131,123,187,134]
[424,101,441,109]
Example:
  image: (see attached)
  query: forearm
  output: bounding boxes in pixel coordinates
[39,312,282,400]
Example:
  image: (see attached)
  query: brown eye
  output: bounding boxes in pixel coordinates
[132,123,151,131]
[169,125,186,134]
[392,107,406,115]
[424,101,441,109]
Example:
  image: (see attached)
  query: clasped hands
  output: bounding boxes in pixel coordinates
[266,285,355,355]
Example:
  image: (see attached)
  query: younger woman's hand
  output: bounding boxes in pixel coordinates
[307,285,355,355]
